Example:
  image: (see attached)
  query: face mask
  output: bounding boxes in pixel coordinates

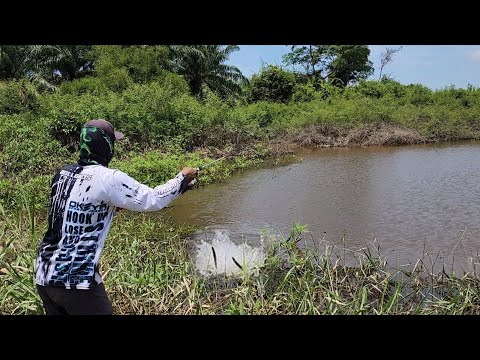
[78,126,115,167]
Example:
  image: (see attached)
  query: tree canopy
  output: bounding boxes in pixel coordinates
[283,45,373,87]
[167,45,247,99]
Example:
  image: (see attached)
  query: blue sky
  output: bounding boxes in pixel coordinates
[227,45,480,90]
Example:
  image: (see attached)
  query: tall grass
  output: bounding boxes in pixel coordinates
[0,196,45,314]
[2,204,480,315]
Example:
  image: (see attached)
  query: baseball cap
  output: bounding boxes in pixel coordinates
[84,119,124,141]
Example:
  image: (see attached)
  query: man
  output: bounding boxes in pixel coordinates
[35,119,198,315]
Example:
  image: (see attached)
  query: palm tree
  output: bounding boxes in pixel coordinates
[168,45,247,99]
[39,45,94,83]
[0,45,36,80]
[0,45,94,91]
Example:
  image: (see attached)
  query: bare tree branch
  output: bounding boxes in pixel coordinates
[379,46,403,81]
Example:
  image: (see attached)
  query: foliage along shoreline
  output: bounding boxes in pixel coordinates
[2,45,480,209]
[2,45,480,314]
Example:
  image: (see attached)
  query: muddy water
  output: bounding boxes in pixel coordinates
[169,141,480,274]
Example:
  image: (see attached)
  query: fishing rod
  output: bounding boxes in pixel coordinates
[183,156,226,190]
[197,144,266,172]
[181,150,252,193]
[179,156,227,194]
[176,155,228,195]
[197,156,226,171]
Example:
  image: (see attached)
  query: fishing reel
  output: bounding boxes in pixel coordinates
[179,177,198,194]
[179,156,225,194]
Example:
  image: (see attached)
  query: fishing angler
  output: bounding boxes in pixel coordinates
[34,119,198,315]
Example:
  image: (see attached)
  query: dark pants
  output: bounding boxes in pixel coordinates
[36,283,113,315]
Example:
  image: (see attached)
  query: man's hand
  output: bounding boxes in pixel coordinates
[181,167,198,183]
[179,167,198,194]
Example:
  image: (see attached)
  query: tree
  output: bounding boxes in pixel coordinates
[282,45,329,78]
[0,45,96,89]
[378,46,403,81]
[39,45,94,83]
[0,45,37,80]
[92,45,170,83]
[246,65,296,103]
[0,45,60,90]
[282,45,374,87]
[326,45,374,87]
[168,45,247,99]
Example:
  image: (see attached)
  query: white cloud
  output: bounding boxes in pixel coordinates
[466,50,480,62]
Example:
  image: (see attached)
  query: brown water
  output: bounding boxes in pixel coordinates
[168,141,480,274]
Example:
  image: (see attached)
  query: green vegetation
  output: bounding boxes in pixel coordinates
[283,45,374,87]
[2,211,479,314]
[2,45,480,314]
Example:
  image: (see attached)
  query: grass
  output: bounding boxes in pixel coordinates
[2,202,480,315]
[0,198,45,314]
[4,74,480,314]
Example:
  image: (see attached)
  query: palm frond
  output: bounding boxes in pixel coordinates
[168,45,245,98]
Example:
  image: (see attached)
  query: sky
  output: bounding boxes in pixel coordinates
[227,45,480,90]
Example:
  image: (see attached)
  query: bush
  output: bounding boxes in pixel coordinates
[59,76,109,96]
[345,79,407,100]
[115,83,178,143]
[0,79,39,114]
[0,175,51,209]
[404,83,433,106]
[246,65,296,103]
[39,81,193,149]
[18,175,51,209]
[40,93,99,150]
[92,45,170,85]
[434,86,480,108]
[101,68,133,92]
[0,113,72,180]
[291,82,316,102]
[170,93,231,148]
[0,136,71,179]
[0,114,23,152]
[39,91,142,150]
[47,114,84,151]
[111,151,204,187]
[0,178,15,208]
[156,72,189,97]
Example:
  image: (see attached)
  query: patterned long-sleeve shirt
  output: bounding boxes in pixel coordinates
[35,163,187,289]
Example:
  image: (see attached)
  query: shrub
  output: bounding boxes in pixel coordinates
[291,82,316,102]
[246,65,296,103]
[0,79,39,114]
[59,76,109,96]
